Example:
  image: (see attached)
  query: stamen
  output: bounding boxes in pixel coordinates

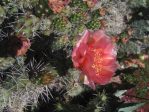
[90,48,103,74]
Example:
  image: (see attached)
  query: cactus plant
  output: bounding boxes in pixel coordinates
[0,57,15,71]
[128,0,149,8]
[0,5,6,25]
[34,0,53,17]
[15,12,40,38]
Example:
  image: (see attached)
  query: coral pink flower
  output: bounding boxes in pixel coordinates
[48,0,70,13]
[16,36,31,56]
[72,30,117,88]
[7,36,31,56]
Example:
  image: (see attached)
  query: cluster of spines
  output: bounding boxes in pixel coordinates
[0,57,60,112]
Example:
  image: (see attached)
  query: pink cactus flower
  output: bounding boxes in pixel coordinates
[48,0,70,13]
[16,36,31,56]
[72,30,117,88]
[7,36,31,56]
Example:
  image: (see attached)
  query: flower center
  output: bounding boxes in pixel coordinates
[90,48,103,75]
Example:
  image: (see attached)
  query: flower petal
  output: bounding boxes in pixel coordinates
[72,43,88,68]
[91,30,112,49]
[84,75,96,90]
[77,30,90,47]
[94,69,114,85]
